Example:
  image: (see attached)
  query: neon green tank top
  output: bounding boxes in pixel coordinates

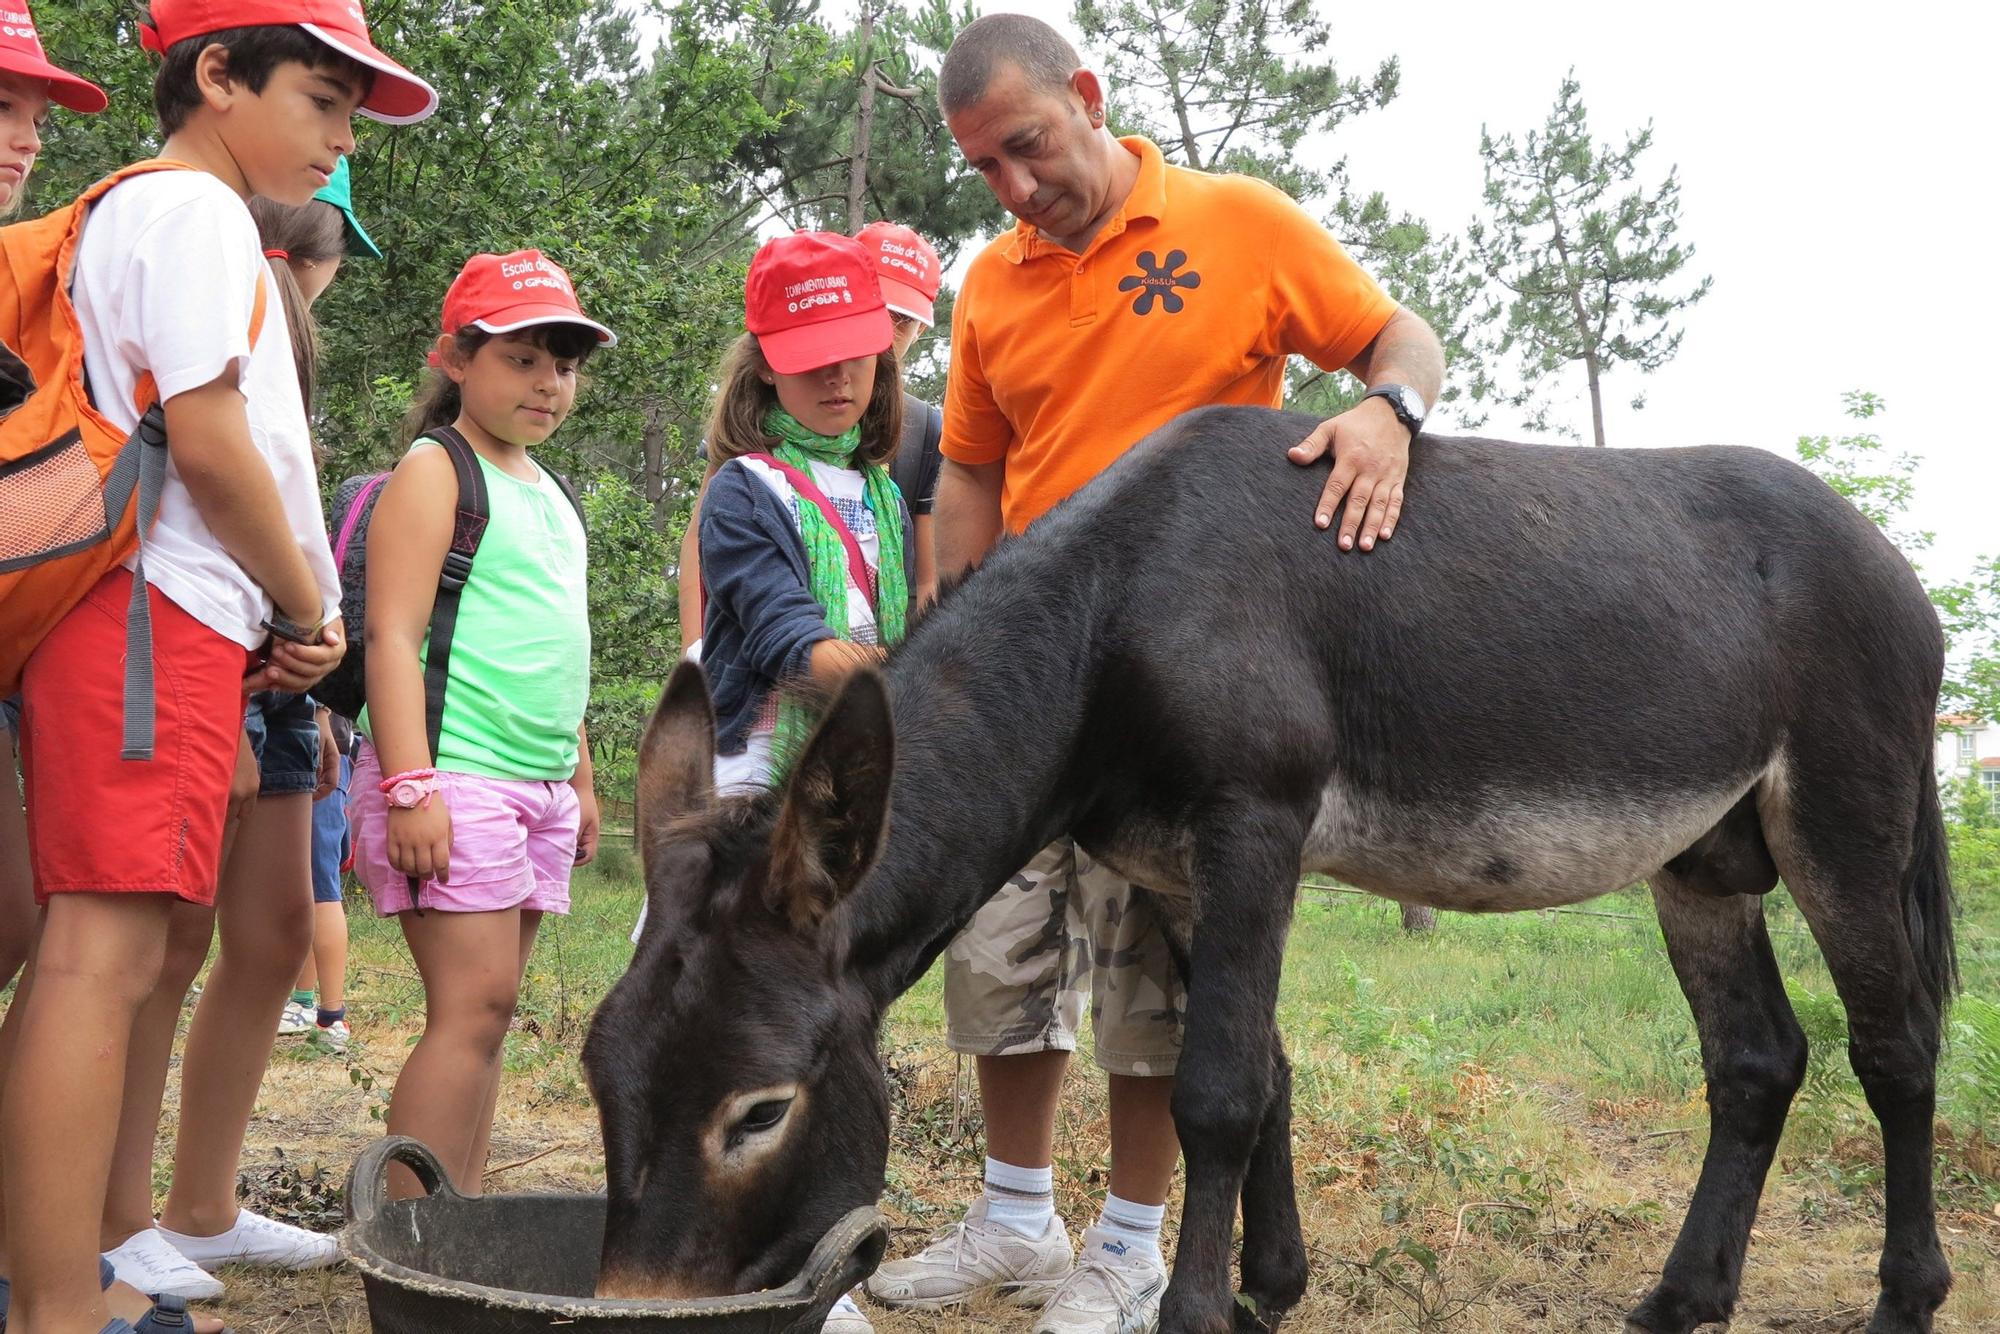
[363,443,590,780]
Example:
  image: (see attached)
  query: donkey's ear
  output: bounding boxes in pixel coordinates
[768,669,894,934]
[637,660,716,874]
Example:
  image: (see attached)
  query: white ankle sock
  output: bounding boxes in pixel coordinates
[982,1157,1056,1238]
[1094,1193,1165,1259]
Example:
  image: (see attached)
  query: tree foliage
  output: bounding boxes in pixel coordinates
[1470,73,1710,446]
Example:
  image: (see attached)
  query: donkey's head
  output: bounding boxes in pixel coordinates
[583,662,896,1299]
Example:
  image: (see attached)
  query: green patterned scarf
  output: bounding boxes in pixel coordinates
[765,407,908,774]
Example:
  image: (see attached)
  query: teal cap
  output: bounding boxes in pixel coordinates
[313,157,382,260]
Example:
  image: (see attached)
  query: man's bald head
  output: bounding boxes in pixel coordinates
[939,13,1082,115]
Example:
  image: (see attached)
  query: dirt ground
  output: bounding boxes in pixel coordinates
[193,1029,1998,1333]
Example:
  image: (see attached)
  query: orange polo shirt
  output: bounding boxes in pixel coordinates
[942,136,1399,532]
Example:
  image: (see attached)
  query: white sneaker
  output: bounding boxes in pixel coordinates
[821,1290,874,1332]
[865,1197,1072,1311]
[104,1228,225,1301]
[277,1000,312,1036]
[1032,1227,1166,1334]
[155,1208,340,1272]
[312,1018,351,1053]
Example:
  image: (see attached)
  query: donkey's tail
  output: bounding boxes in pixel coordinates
[1905,760,1959,1031]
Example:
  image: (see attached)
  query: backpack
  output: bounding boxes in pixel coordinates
[0,160,267,759]
[316,424,585,768]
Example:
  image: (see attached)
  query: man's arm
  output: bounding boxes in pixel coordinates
[933,458,1006,580]
[1288,306,1446,551]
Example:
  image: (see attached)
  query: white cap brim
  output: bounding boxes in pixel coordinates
[473,313,618,348]
[300,23,439,125]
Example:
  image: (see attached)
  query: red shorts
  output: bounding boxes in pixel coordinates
[18,568,248,906]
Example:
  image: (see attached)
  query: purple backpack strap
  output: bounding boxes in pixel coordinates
[745,452,875,609]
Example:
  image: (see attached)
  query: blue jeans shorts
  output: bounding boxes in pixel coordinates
[311,752,352,904]
[243,691,319,796]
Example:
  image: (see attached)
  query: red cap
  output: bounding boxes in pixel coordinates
[440,249,616,347]
[745,232,893,375]
[855,220,940,327]
[0,4,108,114]
[139,0,437,124]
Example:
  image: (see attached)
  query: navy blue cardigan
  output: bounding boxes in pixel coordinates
[699,459,915,754]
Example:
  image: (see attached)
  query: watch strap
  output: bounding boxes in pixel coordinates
[1362,383,1426,435]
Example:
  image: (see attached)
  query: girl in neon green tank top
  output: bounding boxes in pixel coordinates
[350,250,614,1196]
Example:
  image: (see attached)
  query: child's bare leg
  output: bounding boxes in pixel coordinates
[1,892,174,1334]
[464,910,542,1187]
[158,793,314,1236]
[101,901,215,1246]
[0,727,33,993]
[306,901,348,1012]
[388,908,530,1197]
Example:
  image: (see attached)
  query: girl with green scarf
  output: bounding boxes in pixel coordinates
[697,232,912,798]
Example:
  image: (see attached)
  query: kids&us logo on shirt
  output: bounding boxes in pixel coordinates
[502,255,575,298]
[1119,249,1201,315]
[783,274,855,314]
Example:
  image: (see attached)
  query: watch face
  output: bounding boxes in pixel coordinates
[1395,386,1424,421]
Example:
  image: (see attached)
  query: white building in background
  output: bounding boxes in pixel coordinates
[1936,714,2000,813]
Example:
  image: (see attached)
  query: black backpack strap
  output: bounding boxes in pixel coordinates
[404,425,489,912]
[419,425,490,766]
[546,467,587,531]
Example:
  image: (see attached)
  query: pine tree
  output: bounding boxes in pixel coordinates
[1470,73,1711,447]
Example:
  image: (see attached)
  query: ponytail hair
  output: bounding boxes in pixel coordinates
[244,195,345,410]
[703,333,903,469]
[400,322,600,448]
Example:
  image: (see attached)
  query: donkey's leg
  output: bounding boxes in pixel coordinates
[1782,873,1950,1331]
[1158,805,1303,1334]
[1232,1032,1309,1332]
[1626,872,1806,1334]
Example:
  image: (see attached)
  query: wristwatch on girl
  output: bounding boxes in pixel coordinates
[380,768,440,810]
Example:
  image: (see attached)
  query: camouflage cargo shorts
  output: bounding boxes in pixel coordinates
[944,837,1184,1076]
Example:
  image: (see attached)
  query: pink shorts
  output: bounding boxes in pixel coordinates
[349,741,578,916]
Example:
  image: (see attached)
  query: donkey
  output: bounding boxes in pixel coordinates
[581,405,1956,1334]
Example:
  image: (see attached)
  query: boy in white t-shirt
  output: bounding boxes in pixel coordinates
[0,4,434,1331]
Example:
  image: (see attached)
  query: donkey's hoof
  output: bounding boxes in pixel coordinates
[1624,1284,1728,1334]
[1865,1299,1938,1334]
[1231,1292,1285,1333]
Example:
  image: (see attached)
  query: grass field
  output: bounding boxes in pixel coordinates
[154,844,2000,1331]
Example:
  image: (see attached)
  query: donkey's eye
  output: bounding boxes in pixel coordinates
[738,1098,792,1133]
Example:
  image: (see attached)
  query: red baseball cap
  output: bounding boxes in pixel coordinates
[440,249,616,347]
[139,0,437,124]
[855,220,941,328]
[0,4,109,114]
[745,232,893,375]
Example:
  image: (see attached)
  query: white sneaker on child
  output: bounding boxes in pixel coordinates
[312,1018,351,1054]
[155,1208,339,1271]
[104,1228,225,1300]
[277,1000,312,1035]
[821,1290,874,1332]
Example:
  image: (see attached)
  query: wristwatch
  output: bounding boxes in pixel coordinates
[383,773,440,810]
[1362,383,1427,439]
[261,610,325,646]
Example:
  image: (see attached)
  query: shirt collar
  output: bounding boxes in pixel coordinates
[1002,136,1168,264]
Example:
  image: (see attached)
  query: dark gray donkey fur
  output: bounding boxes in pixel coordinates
[583,405,1956,1334]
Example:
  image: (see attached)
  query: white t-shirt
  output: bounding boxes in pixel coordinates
[71,170,340,649]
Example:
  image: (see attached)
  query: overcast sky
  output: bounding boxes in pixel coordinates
[953,1,1999,582]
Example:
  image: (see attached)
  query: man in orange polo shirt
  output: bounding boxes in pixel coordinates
[864,14,1444,1334]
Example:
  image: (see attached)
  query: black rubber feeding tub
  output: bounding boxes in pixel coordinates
[342,1137,887,1333]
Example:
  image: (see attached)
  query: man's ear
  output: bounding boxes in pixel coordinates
[1071,68,1107,125]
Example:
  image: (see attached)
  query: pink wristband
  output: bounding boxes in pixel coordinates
[378,768,437,793]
